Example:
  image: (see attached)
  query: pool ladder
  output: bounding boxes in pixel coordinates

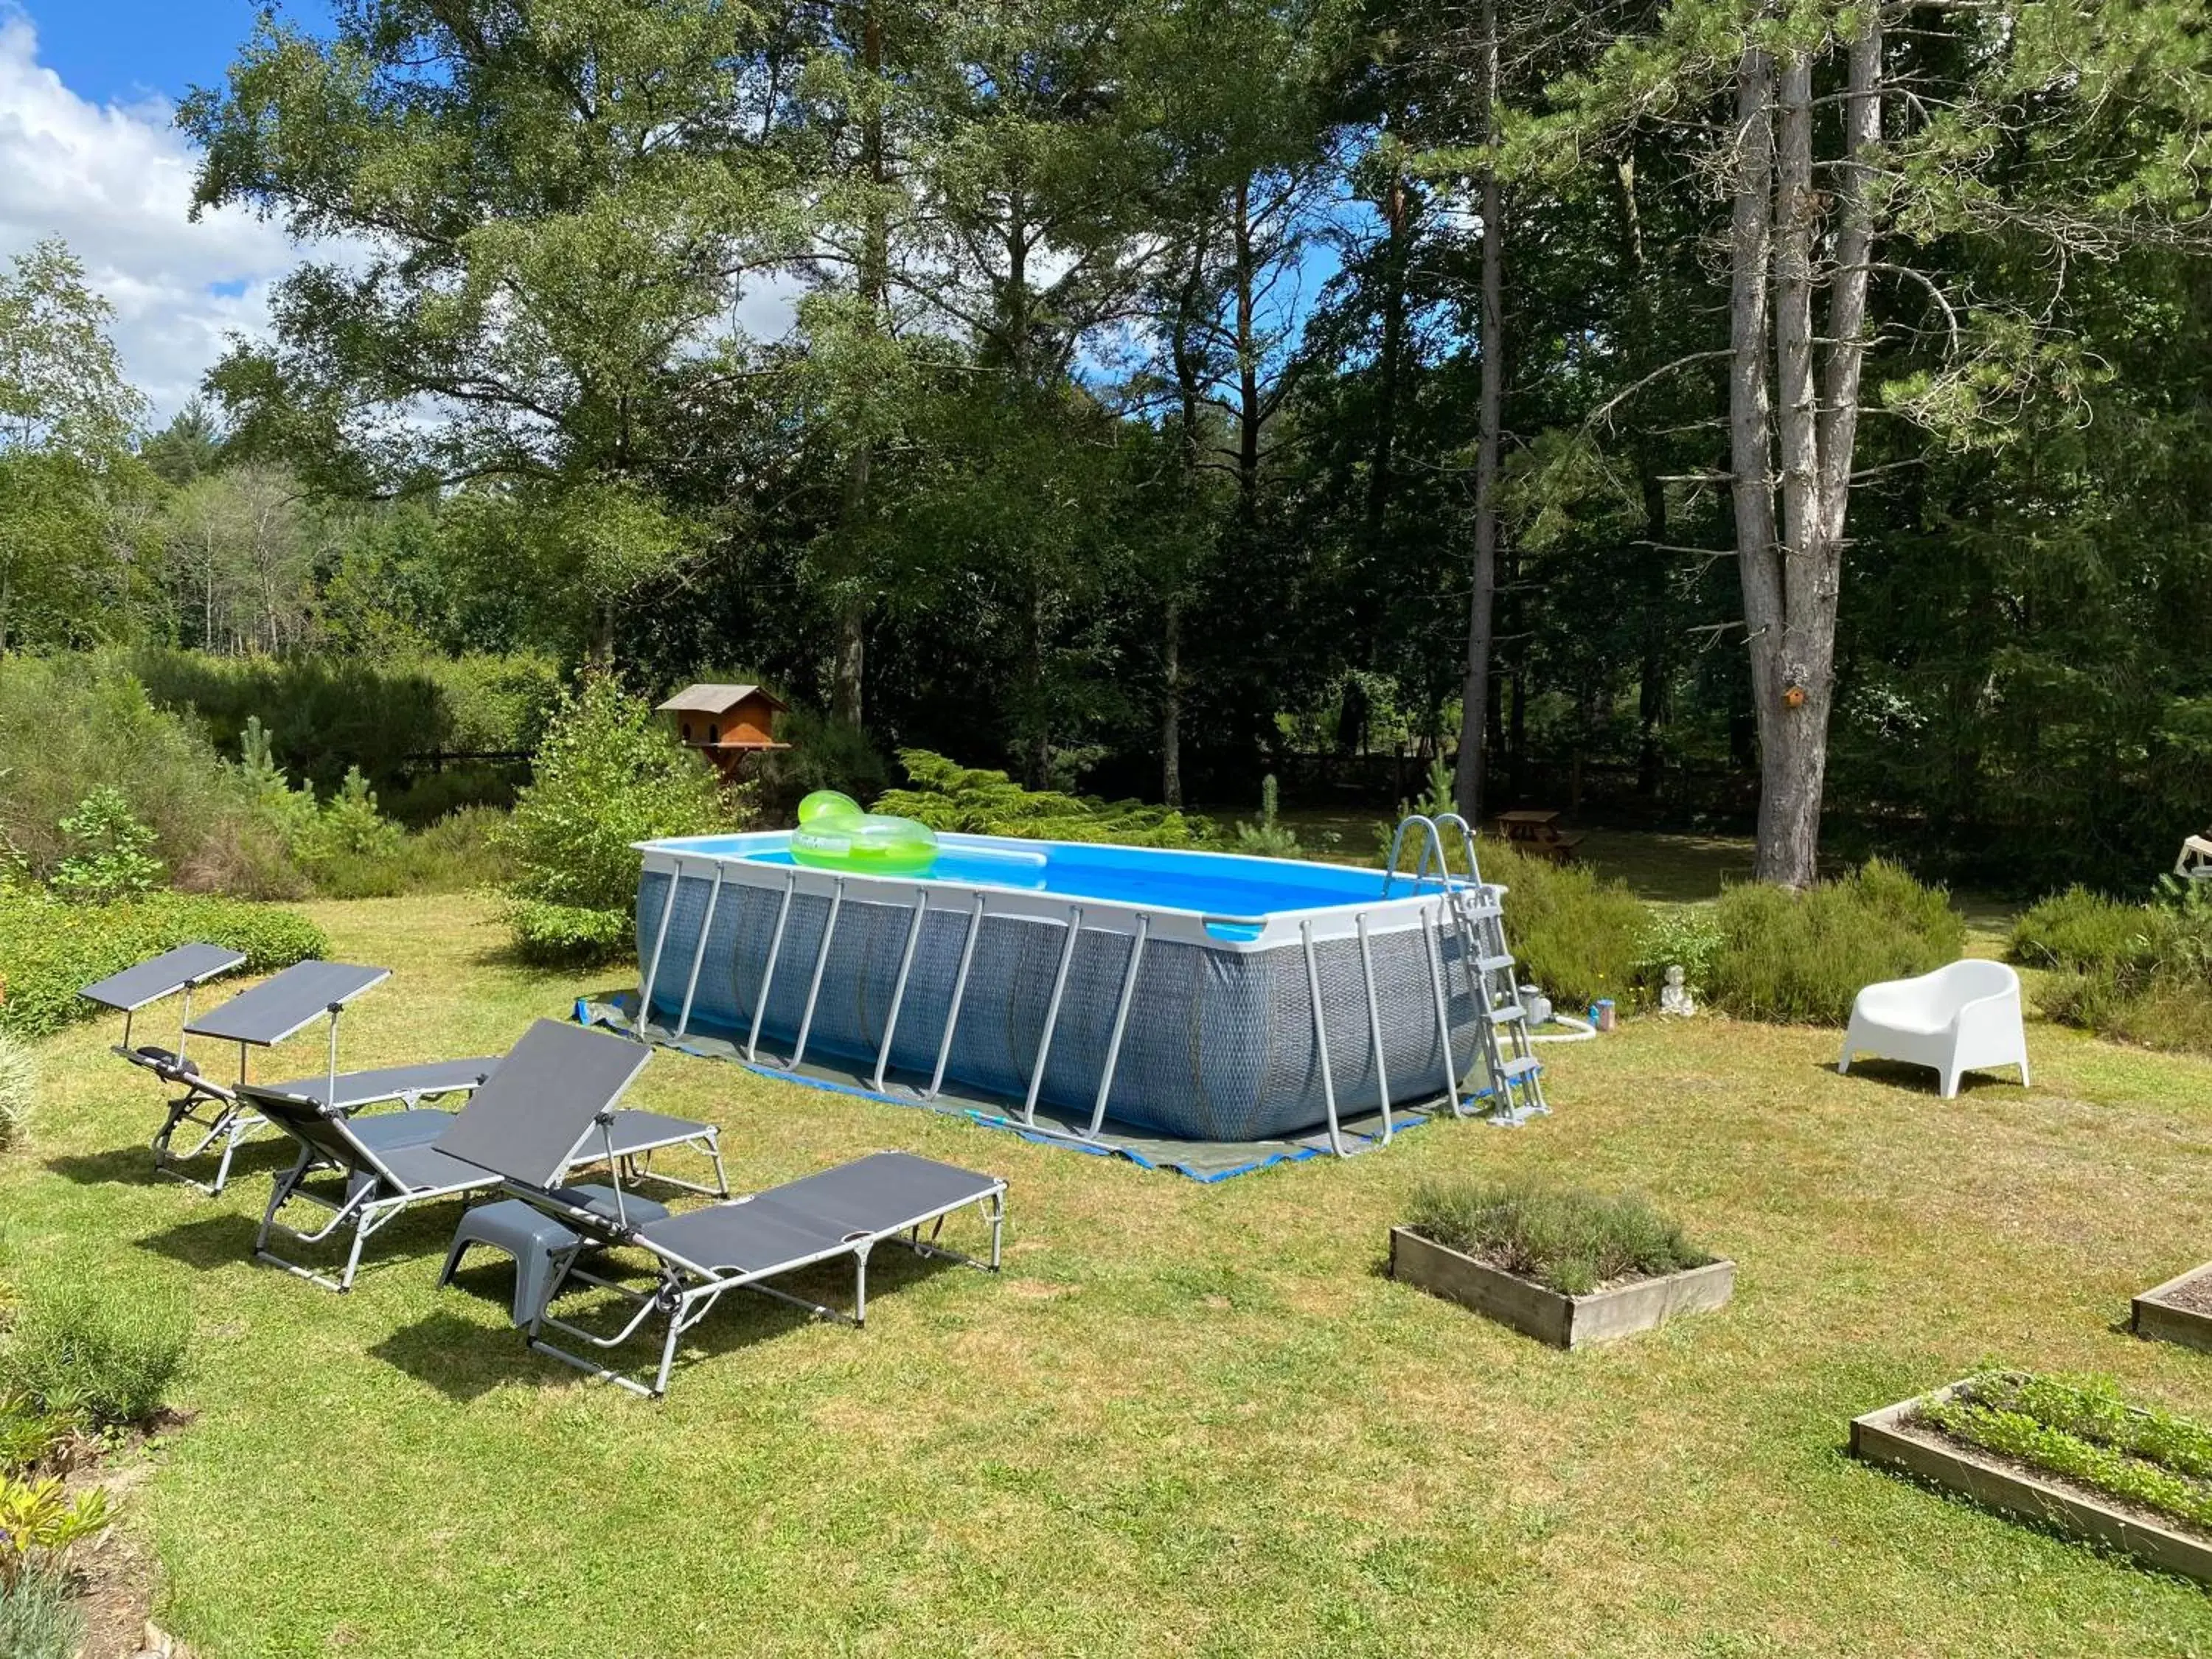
[1383,813,1548,1127]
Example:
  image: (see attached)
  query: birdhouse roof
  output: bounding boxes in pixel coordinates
[655,683,787,716]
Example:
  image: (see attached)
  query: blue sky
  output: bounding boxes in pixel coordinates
[24,0,327,105]
[0,1,319,420]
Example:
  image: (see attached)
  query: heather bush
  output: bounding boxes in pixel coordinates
[1705,860,1964,1025]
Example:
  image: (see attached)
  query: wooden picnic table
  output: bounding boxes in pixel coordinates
[1494,810,1584,862]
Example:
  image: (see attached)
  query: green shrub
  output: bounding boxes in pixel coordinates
[1704,859,1964,1025]
[1473,841,1650,1012]
[292,765,404,874]
[0,1397,76,1475]
[307,805,515,900]
[0,654,236,883]
[0,1037,32,1151]
[876,750,1214,846]
[1405,1176,1713,1296]
[0,1564,83,1658]
[48,788,166,904]
[1634,905,1725,1001]
[2010,886,2160,977]
[2010,884,2212,1053]
[497,673,742,962]
[0,891,326,1040]
[1,1275,189,1426]
[504,899,636,962]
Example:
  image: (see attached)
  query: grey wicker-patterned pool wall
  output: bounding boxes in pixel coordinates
[631,841,1487,1144]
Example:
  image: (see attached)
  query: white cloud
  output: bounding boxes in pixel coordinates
[0,11,302,425]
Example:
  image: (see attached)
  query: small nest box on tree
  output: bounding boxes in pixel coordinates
[657,683,790,777]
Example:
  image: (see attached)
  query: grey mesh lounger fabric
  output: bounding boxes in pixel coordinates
[431,1021,1007,1397]
[253,1019,719,1291]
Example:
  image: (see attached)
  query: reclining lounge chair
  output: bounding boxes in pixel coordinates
[254,1018,726,1291]
[83,952,501,1193]
[80,944,248,1189]
[433,1019,1007,1397]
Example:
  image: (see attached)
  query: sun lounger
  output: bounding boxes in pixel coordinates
[81,950,500,1192]
[431,1019,1006,1397]
[252,1018,721,1291]
[80,944,250,1188]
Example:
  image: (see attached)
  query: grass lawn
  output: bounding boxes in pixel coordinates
[10,894,2212,1656]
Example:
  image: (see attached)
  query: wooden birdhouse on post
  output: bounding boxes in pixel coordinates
[656,683,789,778]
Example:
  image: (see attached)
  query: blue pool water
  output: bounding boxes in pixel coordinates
[677,838,1401,918]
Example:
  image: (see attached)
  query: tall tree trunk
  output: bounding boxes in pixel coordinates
[832,0,890,728]
[1161,599,1183,806]
[1231,178,1262,521]
[1453,0,1503,821]
[1615,155,1670,799]
[1365,164,1410,538]
[1161,246,1208,809]
[1727,46,1798,882]
[1733,25,1882,887]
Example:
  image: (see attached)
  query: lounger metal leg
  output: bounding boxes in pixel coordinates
[1300,920,1346,1156]
[1356,914,1394,1144]
[338,1214,372,1293]
[925,894,987,1102]
[1422,900,1465,1119]
[1084,916,1148,1139]
[788,878,845,1071]
[1020,906,1084,1128]
[872,888,930,1093]
[675,862,727,1041]
[746,872,797,1063]
[638,860,684,1032]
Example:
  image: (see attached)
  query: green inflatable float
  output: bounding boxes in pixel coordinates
[789,790,939,876]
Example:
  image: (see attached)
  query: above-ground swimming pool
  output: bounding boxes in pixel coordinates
[633,832,1489,1146]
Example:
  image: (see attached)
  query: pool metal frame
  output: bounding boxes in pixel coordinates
[635,829,1517,1155]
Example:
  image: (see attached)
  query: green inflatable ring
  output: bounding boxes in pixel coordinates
[790,790,939,875]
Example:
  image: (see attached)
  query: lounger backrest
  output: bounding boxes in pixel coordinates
[433,1020,651,1188]
[251,1092,402,1186]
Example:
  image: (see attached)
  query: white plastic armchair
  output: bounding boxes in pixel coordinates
[1838,959,2030,1099]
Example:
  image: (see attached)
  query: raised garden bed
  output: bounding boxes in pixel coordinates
[2132,1263,2212,1355]
[1851,1371,2212,1584]
[1388,1225,1735,1346]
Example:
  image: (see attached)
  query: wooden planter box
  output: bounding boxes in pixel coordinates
[1387,1225,1735,1348]
[2132,1265,2212,1356]
[1851,1382,2212,1585]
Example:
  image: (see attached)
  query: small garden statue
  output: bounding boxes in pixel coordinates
[1659,964,1697,1018]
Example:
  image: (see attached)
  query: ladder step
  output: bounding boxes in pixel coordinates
[1484,1004,1525,1024]
[1456,901,1503,922]
[1498,1056,1543,1080]
[1474,954,1515,973]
